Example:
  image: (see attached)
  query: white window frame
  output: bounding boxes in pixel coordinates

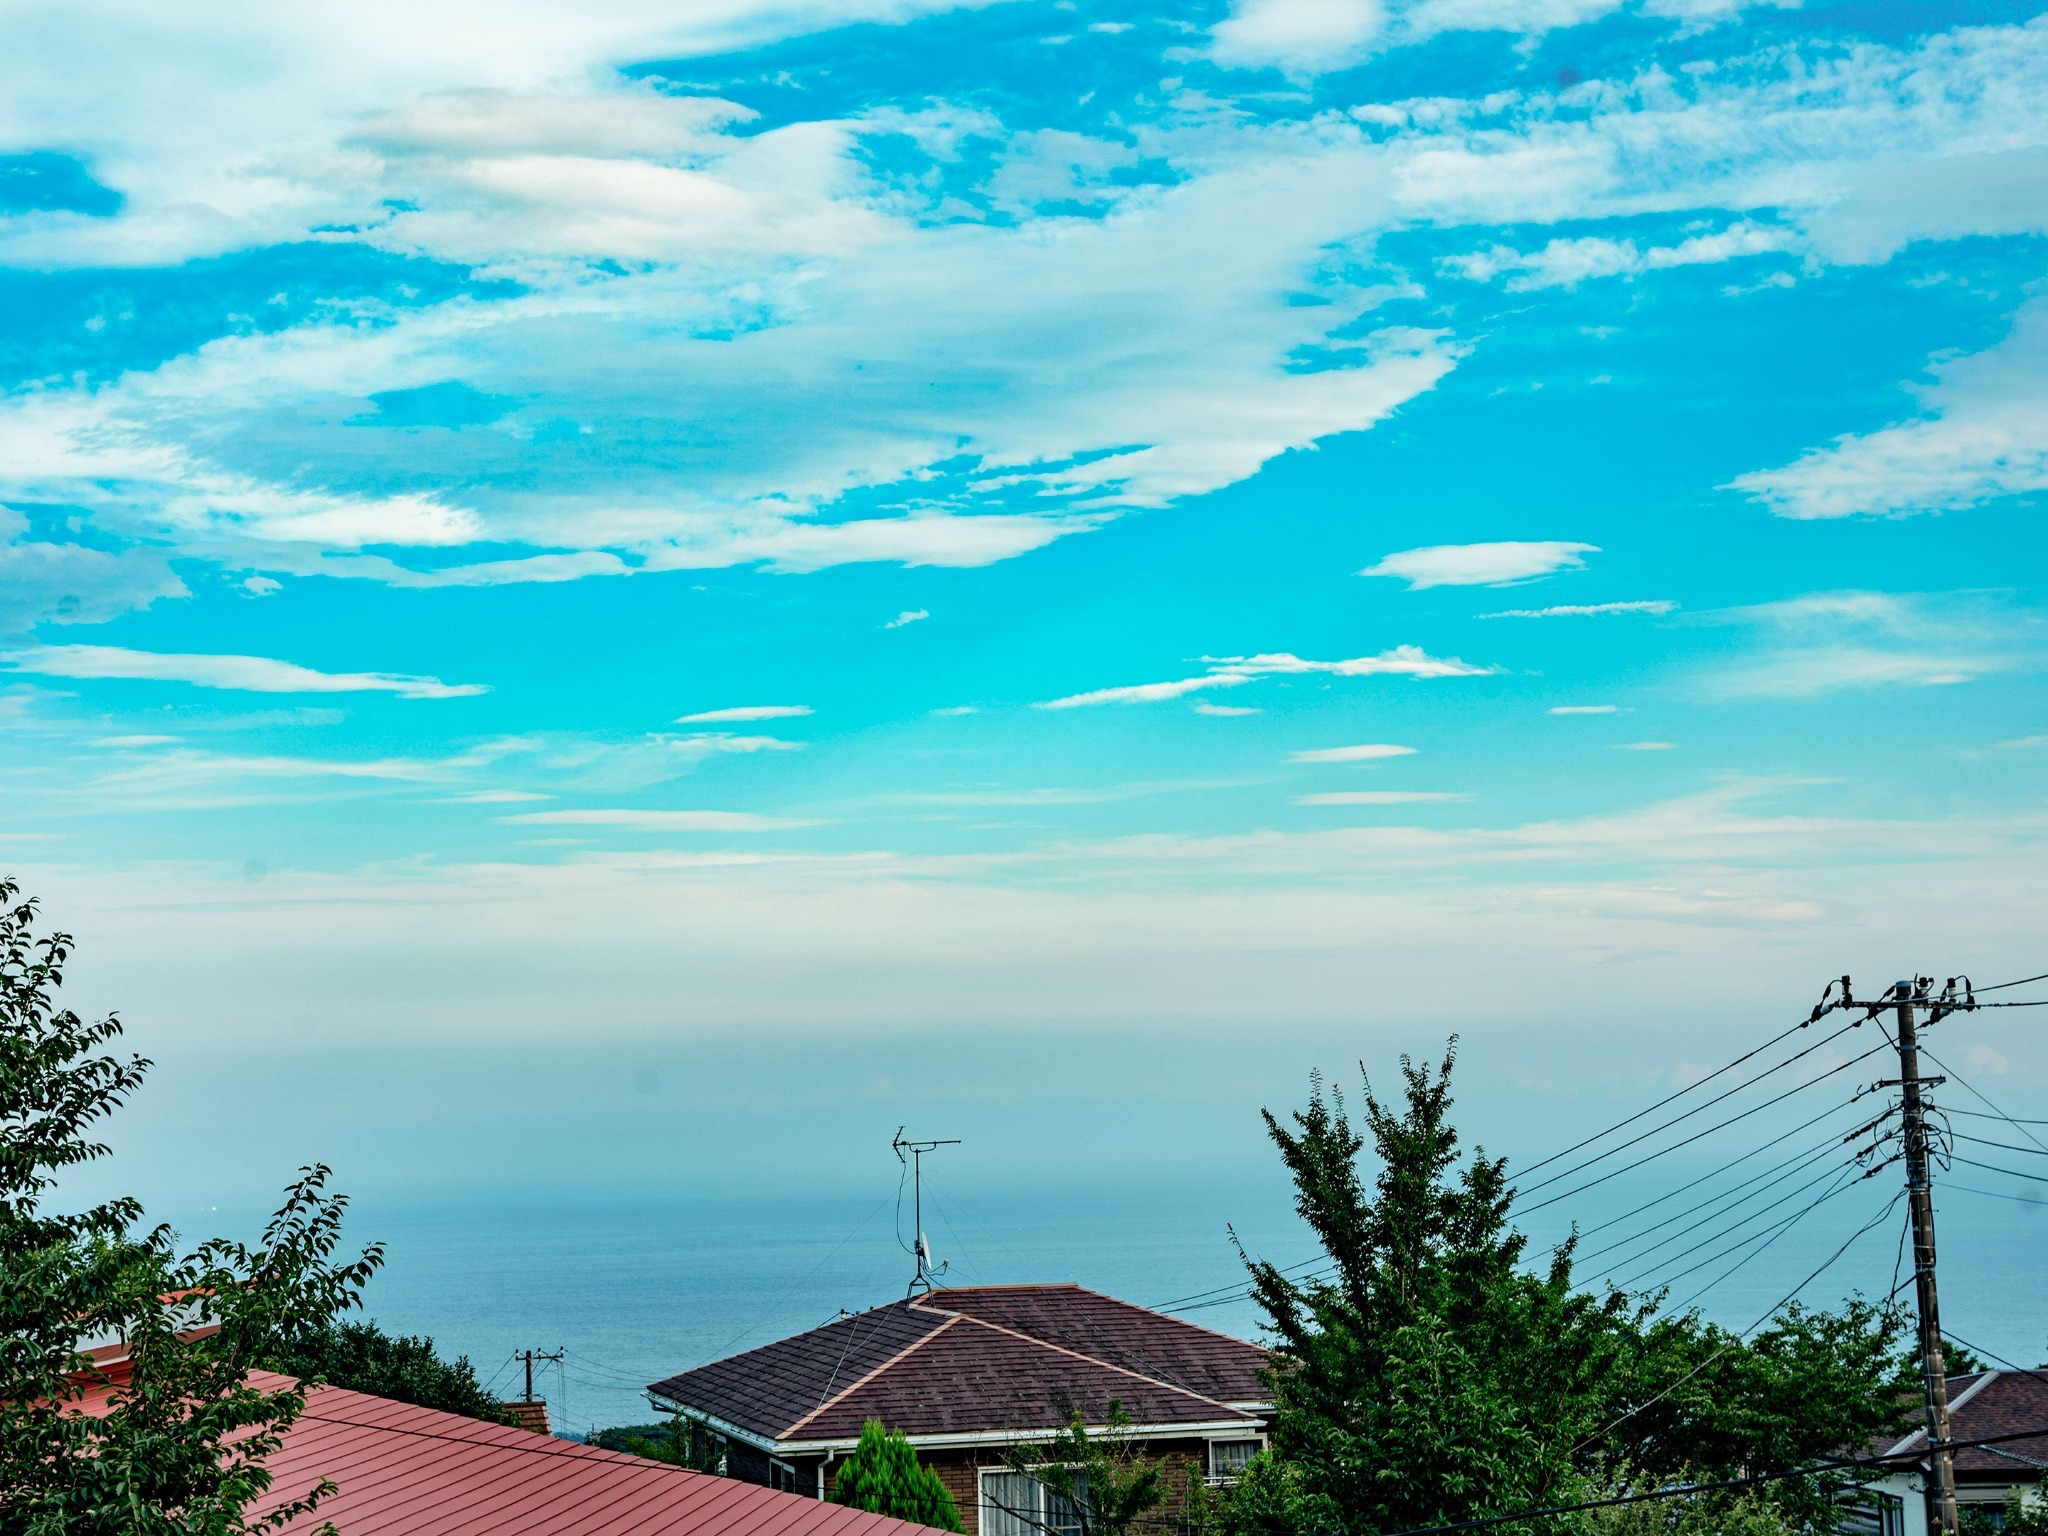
[979,1464,1089,1536]
[1204,1435,1266,1485]
[769,1457,800,1494]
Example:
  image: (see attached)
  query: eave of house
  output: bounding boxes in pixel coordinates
[646,1393,1271,1460]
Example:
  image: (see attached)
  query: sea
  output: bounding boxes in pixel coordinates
[314,1174,2047,1438]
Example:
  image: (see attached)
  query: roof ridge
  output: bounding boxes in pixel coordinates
[1883,1368,2006,1456]
[944,1312,1248,1417]
[784,1314,961,1437]
[1059,1288,1275,1356]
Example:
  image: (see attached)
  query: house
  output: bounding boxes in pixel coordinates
[645,1283,1273,1534]
[1848,1368,2048,1536]
[68,1355,941,1536]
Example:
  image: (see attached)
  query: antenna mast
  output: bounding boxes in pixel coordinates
[893,1127,961,1296]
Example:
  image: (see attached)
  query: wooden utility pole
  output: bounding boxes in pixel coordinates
[1893,980,1959,1536]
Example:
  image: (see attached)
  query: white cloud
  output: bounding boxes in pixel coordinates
[1361,541,1598,589]
[677,705,813,723]
[1208,0,1385,74]
[0,509,189,633]
[1038,674,1252,710]
[498,808,819,831]
[884,609,929,628]
[1289,743,1418,762]
[1614,741,1675,751]
[443,789,552,803]
[1712,591,2035,695]
[92,733,180,746]
[665,733,804,761]
[1040,645,1489,708]
[241,575,283,597]
[1548,705,1621,715]
[1730,293,2048,520]
[1443,224,1793,290]
[1193,702,1261,716]
[1207,647,1496,679]
[1295,790,1466,803]
[1484,600,1675,618]
[1,644,487,699]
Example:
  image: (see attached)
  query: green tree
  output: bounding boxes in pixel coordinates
[1001,1400,1165,1536]
[1240,1046,1912,1536]
[833,1418,965,1531]
[267,1320,513,1424]
[1960,1490,2048,1536]
[0,881,381,1535]
[597,1411,727,1472]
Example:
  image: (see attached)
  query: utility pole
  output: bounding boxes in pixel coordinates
[892,1128,960,1296]
[1890,978,1959,1536]
[515,1347,563,1403]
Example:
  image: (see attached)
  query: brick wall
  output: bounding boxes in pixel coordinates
[905,1438,1215,1536]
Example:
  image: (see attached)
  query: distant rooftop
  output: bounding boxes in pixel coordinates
[647,1283,1272,1450]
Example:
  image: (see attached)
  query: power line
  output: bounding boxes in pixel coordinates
[1574,1124,1870,1272]
[1663,1182,1899,1317]
[1568,1094,1870,1245]
[1608,1152,1874,1294]
[1514,1042,1888,1219]
[1514,1008,1832,1181]
[1574,1184,1901,1453]
[1951,1131,2048,1159]
[1971,970,2048,994]
[1921,1047,2048,1158]
[1951,1154,2048,1186]
[1513,1020,1866,1203]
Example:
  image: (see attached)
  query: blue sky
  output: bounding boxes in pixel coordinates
[4,0,2046,1218]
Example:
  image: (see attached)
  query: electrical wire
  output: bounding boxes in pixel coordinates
[1150,1254,1330,1313]
[1620,1157,1874,1297]
[1951,1154,2048,1186]
[1972,971,2048,993]
[1952,1131,2048,1158]
[1574,1125,1872,1273]
[1661,1178,1897,1315]
[1573,1183,1902,1454]
[1921,1047,2048,1157]
[1942,1107,2048,1126]
[1940,1330,2036,1374]
[1513,1021,1866,1202]
[1567,1094,1872,1245]
[1937,1179,2047,1203]
[1513,1010,1830,1181]
[1514,1042,1888,1219]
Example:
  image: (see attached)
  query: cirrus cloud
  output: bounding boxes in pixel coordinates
[1361,541,1599,589]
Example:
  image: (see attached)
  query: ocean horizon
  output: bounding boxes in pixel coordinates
[203,1173,2048,1436]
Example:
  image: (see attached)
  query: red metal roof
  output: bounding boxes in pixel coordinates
[71,1369,942,1536]
[648,1283,1271,1447]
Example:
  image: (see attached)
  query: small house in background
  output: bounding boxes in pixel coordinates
[645,1284,1273,1533]
[1848,1369,2048,1535]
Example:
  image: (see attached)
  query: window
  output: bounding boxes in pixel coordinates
[770,1460,800,1494]
[1877,1492,1905,1536]
[982,1469,1089,1536]
[1208,1440,1263,1483]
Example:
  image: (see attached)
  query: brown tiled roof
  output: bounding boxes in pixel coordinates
[1878,1370,2048,1480]
[647,1284,1271,1447]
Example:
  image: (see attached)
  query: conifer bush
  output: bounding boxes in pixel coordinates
[831,1418,965,1531]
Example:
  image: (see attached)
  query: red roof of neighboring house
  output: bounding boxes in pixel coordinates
[647,1284,1271,1449]
[70,1368,942,1536]
[1876,1370,2048,1482]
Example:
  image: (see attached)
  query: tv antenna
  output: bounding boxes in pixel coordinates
[893,1128,960,1296]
